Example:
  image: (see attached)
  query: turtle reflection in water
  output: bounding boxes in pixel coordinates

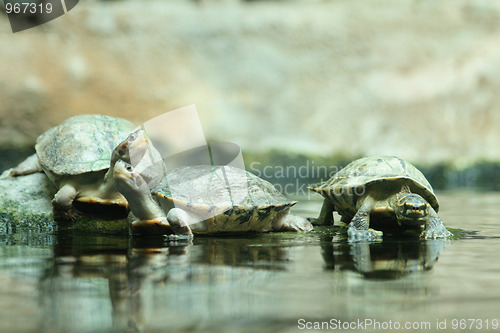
[113,161,313,237]
[38,233,293,332]
[320,236,446,280]
[8,115,145,220]
[308,156,452,241]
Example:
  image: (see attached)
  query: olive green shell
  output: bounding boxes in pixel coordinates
[36,115,135,178]
[309,155,439,212]
[152,165,295,233]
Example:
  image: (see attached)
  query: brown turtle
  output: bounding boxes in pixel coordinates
[308,155,452,240]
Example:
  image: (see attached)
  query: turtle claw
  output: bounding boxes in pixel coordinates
[163,233,193,247]
[277,214,313,232]
[420,227,452,239]
[169,225,194,238]
[166,208,194,238]
[347,224,383,242]
[420,215,453,239]
[52,207,77,222]
[164,233,193,241]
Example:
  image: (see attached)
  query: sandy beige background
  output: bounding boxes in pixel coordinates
[1,0,500,167]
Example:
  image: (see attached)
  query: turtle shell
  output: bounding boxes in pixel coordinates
[309,155,439,213]
[151,165,295,233]
[36,115,135,178]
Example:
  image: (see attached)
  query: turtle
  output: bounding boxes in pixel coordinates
[308,155,452,241]
[8,114,146,220]
[113,160,313,237]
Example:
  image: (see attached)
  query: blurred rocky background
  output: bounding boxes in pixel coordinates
[2,0,500,188]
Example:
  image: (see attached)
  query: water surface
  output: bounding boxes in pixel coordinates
[0,191,499,332]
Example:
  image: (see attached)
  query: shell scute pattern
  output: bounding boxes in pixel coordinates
[150,165,295,232]
[36,115,135,176]
[310,156,439,213]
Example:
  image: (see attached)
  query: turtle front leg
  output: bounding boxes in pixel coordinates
[272,209,313,232]
[52,183,78,221]
[347,197,382,242]
[420,208,452,239]
[312,199,335,226]
[166,208,194,239]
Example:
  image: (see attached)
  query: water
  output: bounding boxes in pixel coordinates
[1,192,500,333]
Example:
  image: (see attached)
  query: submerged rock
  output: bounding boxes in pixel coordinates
[0,171,128,235]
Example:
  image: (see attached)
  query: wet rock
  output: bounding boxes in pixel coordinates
[0,171,128,235]
[0,171,55,233]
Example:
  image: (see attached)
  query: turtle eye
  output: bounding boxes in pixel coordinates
[128,131,138,142]
[126,165,133,172]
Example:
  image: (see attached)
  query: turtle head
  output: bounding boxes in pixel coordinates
[113,160,149,196]
[393,193,431,227]
[114,159,166,222]
[111,129,149,165]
